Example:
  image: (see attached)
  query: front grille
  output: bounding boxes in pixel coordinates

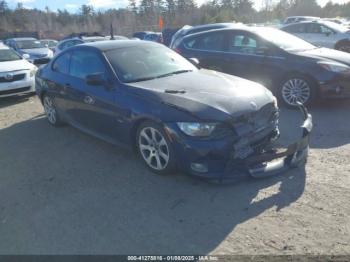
[34,58,50,65]
[211,123,235,139]
[0,86,31,96]
[232,103,278,134]
[0,73,26,83]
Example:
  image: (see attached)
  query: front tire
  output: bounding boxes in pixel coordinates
[336,41,350,53]
[278,76,316,107]
[43,95,63,126]
[136,121,176,175]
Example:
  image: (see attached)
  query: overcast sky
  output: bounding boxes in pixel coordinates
[7,0,350,12]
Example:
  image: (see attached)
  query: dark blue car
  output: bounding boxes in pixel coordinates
[173,25,350,107]
[35,41,312,182]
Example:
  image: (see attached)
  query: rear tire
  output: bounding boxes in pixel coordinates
[43,95,64,126]
[277,75,317,108]
[136,121,176,175]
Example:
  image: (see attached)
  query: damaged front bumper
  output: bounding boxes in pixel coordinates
[168,104,312,183]
[245,104,312,179]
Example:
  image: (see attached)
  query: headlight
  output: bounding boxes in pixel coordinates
[29,67,37,77]
[47,50,53,58]
[318,61,350,74]
[177,122,217,137]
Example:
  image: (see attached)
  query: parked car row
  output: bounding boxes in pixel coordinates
[4,21,350,181]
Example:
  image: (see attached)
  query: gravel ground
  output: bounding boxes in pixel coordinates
[0,94,349,255]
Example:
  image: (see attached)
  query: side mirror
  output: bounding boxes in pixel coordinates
[188,58,200,68]
[256,47,270,55]
[22,54,30,59]
[85,73,106,86]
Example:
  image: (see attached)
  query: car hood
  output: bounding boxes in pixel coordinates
[20,48,50,56]
[0,59,34,72]
[296,47,350,65]
[127,70,275,122]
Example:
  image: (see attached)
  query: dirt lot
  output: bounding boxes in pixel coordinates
[0,94,349,255]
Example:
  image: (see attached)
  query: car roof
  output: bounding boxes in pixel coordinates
[10,37,37,41]
[0,43,9,50]
[286,16,319,19]
[80,40,159,52]
[184,23,237,32]
[181,24,249,38]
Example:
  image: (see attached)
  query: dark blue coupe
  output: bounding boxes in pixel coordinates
[35,41,312,181]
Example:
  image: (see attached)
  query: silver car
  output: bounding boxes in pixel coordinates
[281,21,350,52]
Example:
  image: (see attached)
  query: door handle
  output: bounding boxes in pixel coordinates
[84,95,95,105]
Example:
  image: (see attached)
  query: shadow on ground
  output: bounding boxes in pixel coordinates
[0,94,34,109]
[0,116,306,254]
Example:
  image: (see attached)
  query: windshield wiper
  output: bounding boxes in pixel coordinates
[125,76,158,83]
[164,89,186,94]
[125,70,193,83]
[155,70,193,79]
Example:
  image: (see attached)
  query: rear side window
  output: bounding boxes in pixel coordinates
[69,50,106,79]
[185,32,225,51]
[283,24,306,33]
[52,52,70,74]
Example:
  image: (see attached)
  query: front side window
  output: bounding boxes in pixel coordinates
[305,23,334,34]
[0,49,22,62]
[228,33,260,55]
[70,50,106,79]
[52,52,71,74]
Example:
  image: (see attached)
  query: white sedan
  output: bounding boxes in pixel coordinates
[0,44,37,98]
[281,20,350,52]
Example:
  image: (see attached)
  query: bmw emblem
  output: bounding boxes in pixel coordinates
[5,73,13,81]
[250,101,258,111]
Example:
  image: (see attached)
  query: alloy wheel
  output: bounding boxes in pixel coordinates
[43,96,57,124]
[138,127,170,171]
[281,78,311,106]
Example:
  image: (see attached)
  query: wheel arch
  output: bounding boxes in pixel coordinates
[129,117,163,152]
[277,71,319,90]
[276,71,320,106]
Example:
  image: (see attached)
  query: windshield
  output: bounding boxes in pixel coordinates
[322,21,349,33]
[0,49,22,62]
[105,45,197,83]
[254,27,316,51]
[16,40,46,49]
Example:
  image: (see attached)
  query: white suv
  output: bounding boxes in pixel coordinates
[0,44,37,98]
[281,21,350,52]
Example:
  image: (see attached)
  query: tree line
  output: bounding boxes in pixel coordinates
[0,0,349,39]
